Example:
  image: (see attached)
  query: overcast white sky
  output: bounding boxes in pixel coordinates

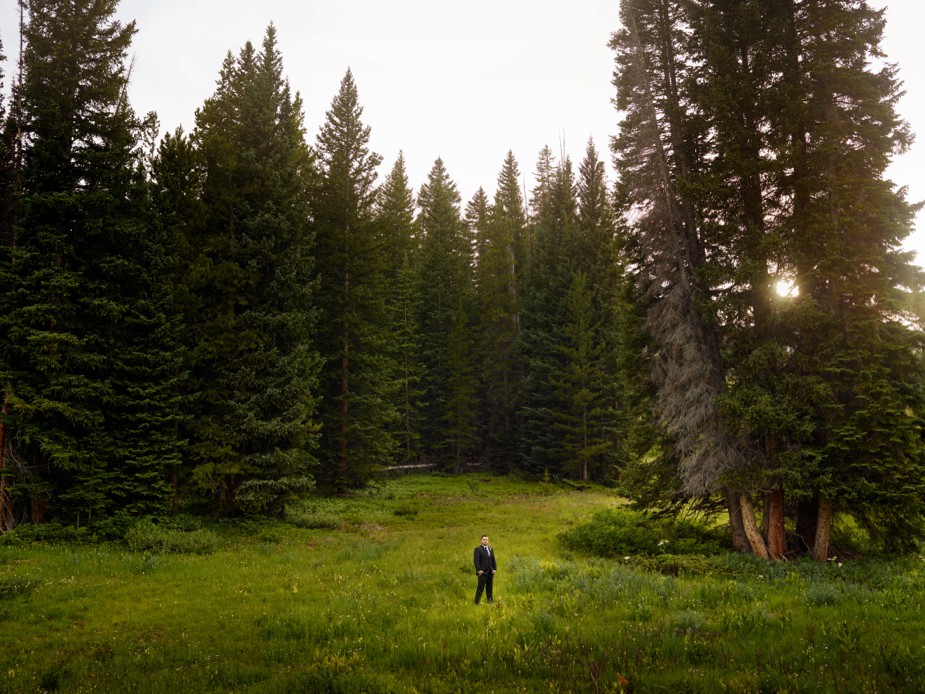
[2,1,924,263]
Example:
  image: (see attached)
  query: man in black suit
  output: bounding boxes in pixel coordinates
[473,534,497,604]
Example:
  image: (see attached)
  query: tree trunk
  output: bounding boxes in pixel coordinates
[812,496,833,561]
[725,486,749,552]
[739,492,769,559]
[765,487,786,560]
[762,492,771,539]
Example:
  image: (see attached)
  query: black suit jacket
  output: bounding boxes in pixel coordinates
[473,545,497,574]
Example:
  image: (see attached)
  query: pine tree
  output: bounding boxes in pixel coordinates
[313,70,397,490]
[529,145,556,221]
[519,143,623,482]
[552,272,613,481]
[149,127,201,510]
[1,0,180,522]
[376,154,423,466]
[574,140,622,480]
[611,0,925,557]
[475,152,527,469]
[415,158,475,466]
[165,26,320,514]
[772,0,925,555]
[519,155,578,476]
[0,34,18,530]
[378,153,417,280]
[467,187,490,265]
[576,139,619,295]
[611,0,766,554]
[443,296,479,473]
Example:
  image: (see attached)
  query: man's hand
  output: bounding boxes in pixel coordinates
[477,570,484,575]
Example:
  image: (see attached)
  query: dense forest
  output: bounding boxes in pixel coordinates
[1,0,924,560]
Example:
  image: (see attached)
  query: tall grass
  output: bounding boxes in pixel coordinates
[1,474,923,692]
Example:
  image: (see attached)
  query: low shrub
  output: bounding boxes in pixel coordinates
[124,519,219,555]
[0,521,91,546]
[559,507,727,559]
[0,512,195,546]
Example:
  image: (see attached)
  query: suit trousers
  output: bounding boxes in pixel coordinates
[475,571,493,603]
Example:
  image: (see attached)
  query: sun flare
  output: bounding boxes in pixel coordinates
[775,279,799,298]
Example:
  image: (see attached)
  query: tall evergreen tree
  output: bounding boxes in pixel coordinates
[467,187,490,264]
[519,143,623,481]
[443,296,479,473]
[378,152,417,278]
[162,26,320,514]
[313,69,397,490]
[415,158,475,466]
[0,34,18,530]
[611,0,765,554]
[552,272,613,481]
[611,0,925,557]
[574,140,623,480]
[376,154,423,466]
[0,0,180,522]
[149,127,200,511]
[529,145,556,221]
[475,152,527,469]
[771,0,925,555]
[576,140,619,294]
[519,155,578,476]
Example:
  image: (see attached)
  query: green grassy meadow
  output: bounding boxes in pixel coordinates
[1,474,924,692]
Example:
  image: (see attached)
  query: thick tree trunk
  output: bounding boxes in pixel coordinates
[739,492,769,559]
[812,496,833,561]
[725,486,749,552]
[765,487,787,559]
[762,492,770,538]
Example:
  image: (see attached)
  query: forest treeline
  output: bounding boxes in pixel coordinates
[1,0,924,560]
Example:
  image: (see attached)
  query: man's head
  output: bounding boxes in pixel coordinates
[481,535,489,546]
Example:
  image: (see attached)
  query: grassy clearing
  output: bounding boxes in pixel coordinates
[1,473,923,692]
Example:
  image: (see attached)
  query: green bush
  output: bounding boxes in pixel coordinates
[124,519,219,555]
[559,506,727,559]
[0,512,189,545]
[0,521,91,546]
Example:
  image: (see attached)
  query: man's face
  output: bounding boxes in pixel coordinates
[481,536,489,546]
